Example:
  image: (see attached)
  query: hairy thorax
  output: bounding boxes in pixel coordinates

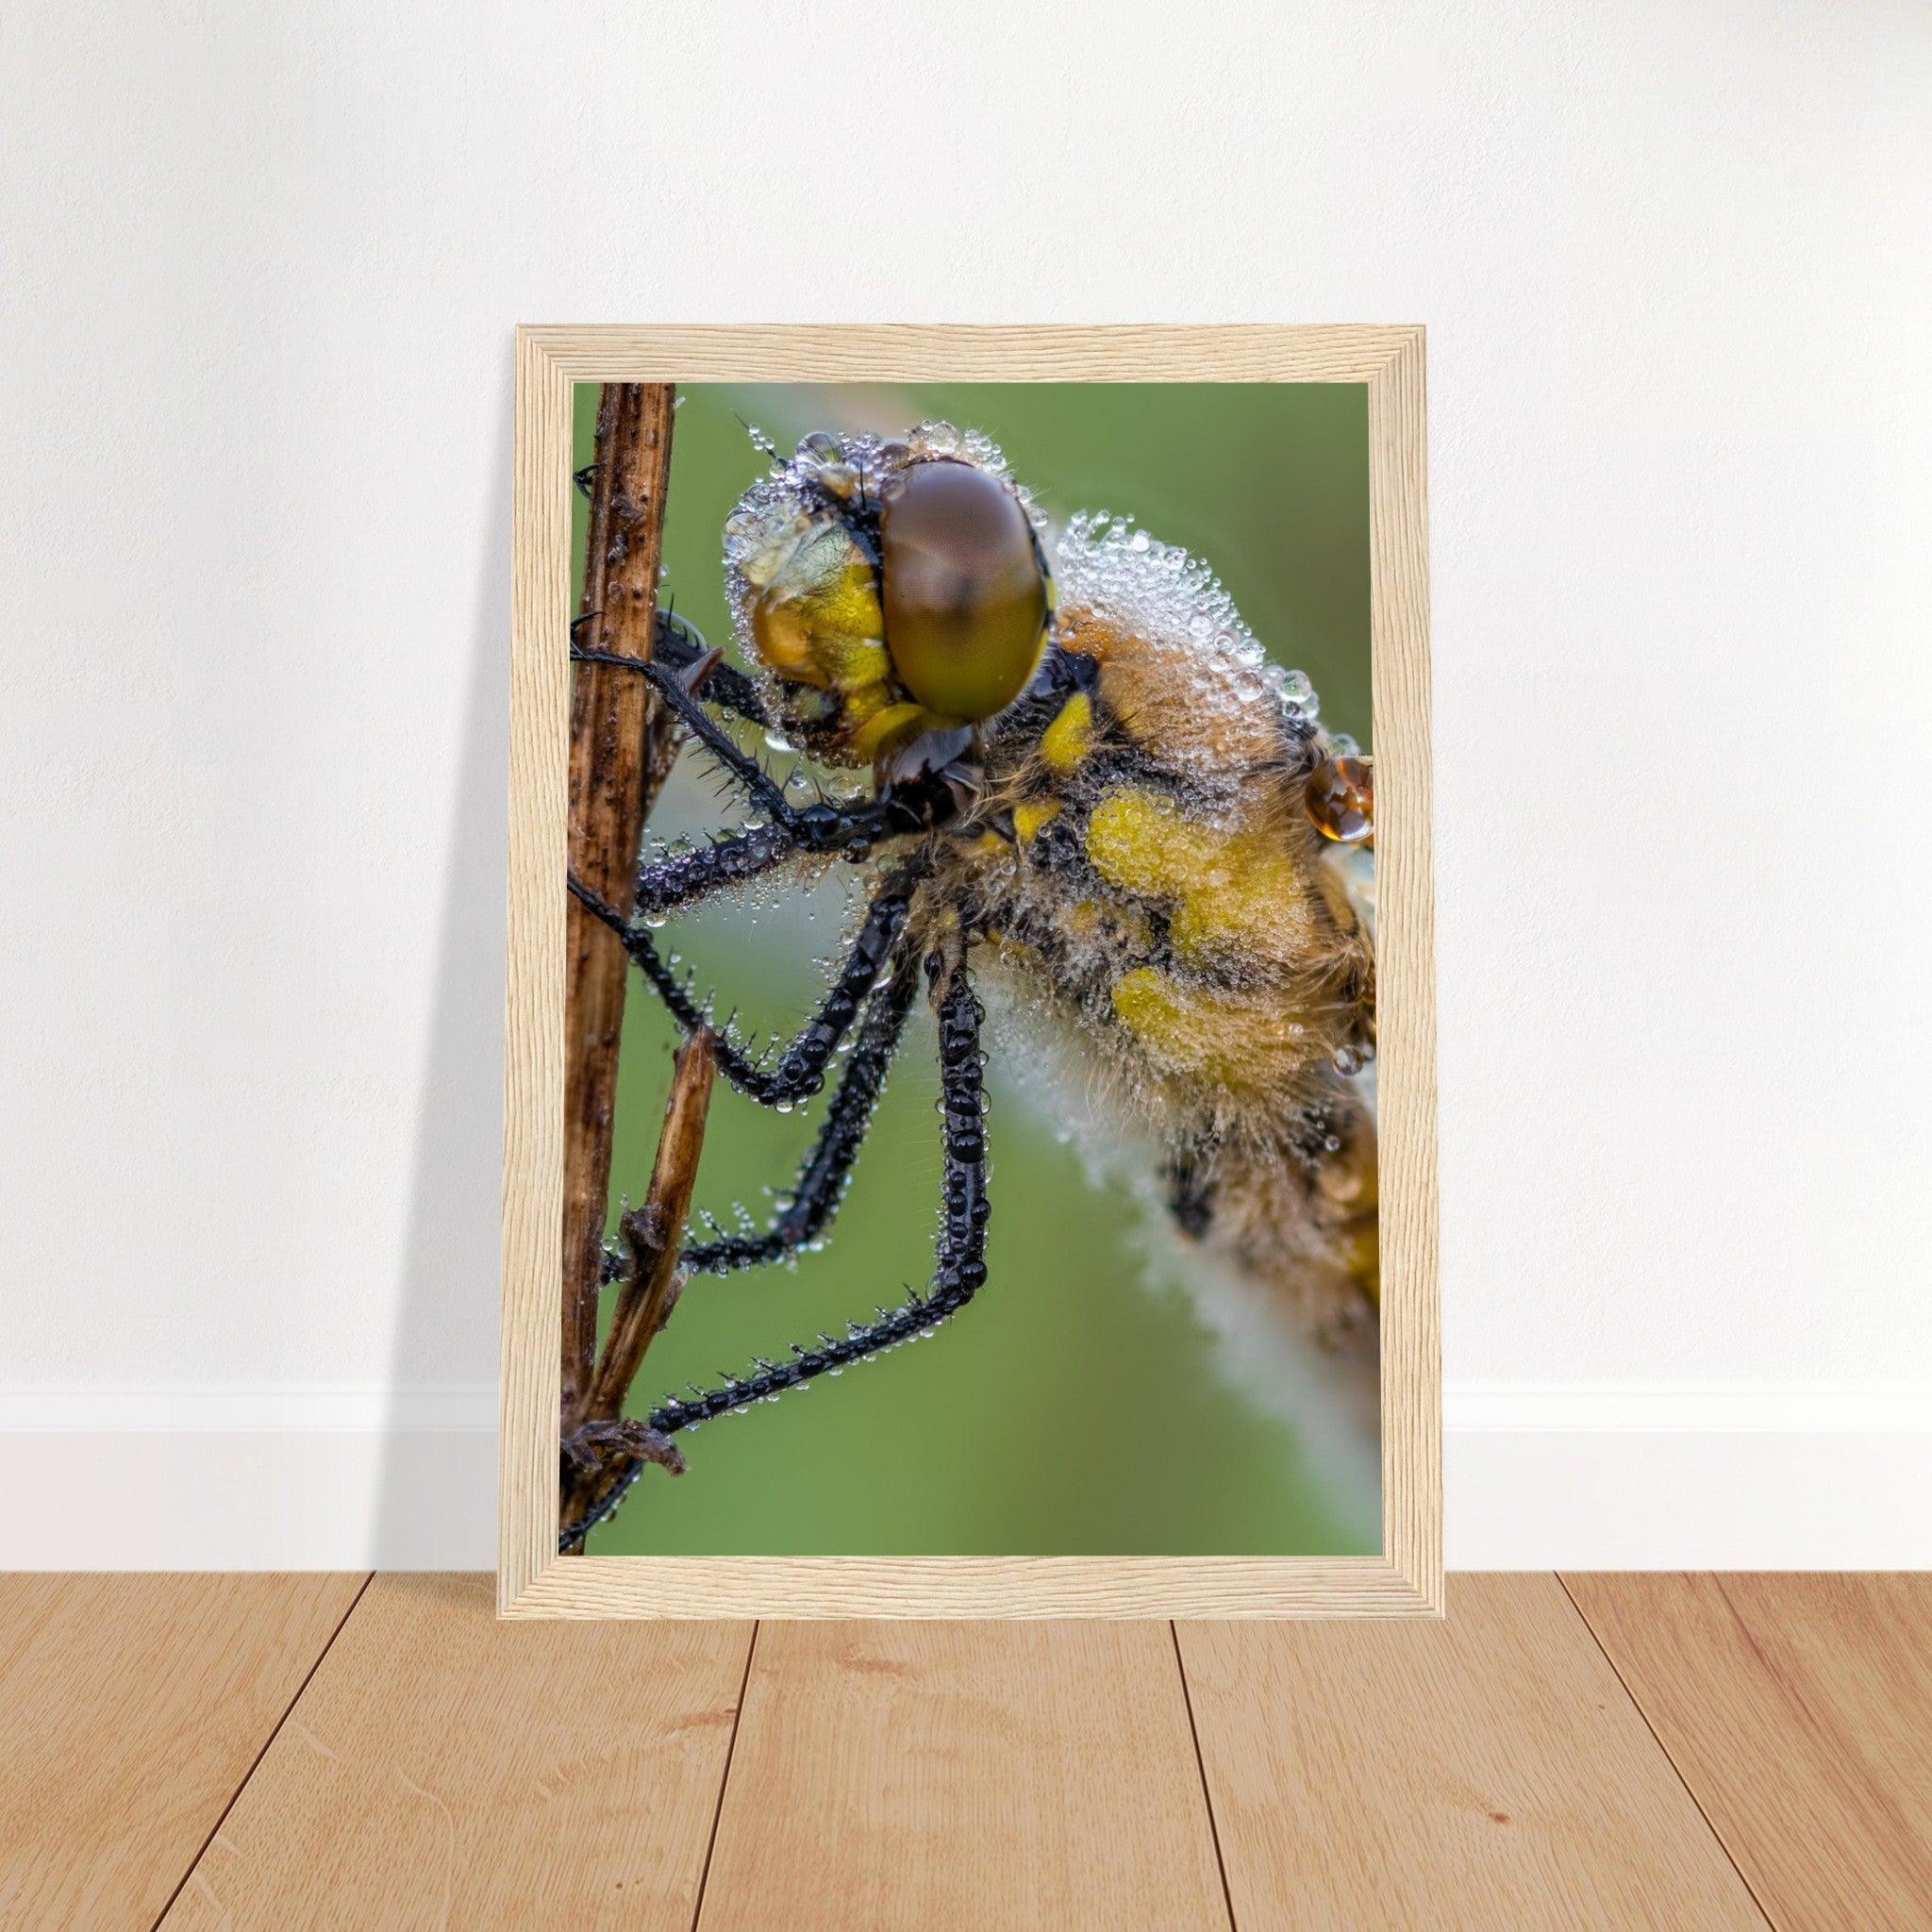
[912,601,1381,1349]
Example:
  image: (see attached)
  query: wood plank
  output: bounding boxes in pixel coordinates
[698,1620,1232,1931]
[524,323,1422,384]
[159,1574,749,1930]
[510,1555,1430,1621]
[1178,1574,1769,1929]
[0,1572,365,1931]
[1564,1573,1932,1931]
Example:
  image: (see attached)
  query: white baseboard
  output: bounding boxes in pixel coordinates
[3,1385,1927,1570]
[1446,1384,1932,1569]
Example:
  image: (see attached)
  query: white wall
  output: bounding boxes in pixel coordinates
[3,0,1927,1567]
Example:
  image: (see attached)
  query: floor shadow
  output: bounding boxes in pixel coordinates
[373,358,514,1568]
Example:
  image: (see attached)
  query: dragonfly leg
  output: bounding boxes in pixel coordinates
[559,956,989,1550]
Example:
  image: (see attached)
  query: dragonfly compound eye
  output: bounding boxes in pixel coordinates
[878,459,1049,723]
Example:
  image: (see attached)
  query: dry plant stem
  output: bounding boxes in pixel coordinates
[586,1029,716,1421]
[558,1030,717,1546]
[561,382,678,1428]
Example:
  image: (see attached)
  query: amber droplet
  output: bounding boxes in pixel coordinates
[1306,755,1374,843]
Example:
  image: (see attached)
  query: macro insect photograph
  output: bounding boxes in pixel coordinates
[541,362,1401,1574]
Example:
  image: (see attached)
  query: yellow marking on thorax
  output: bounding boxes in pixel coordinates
[1085,788,1310,967]
[1109,967,1319,1093]
[743,522,889,693]
[844,697,935,760]
[1012,798,1061,844]
[828,636,893,693]
[1039,692,1093,773]
[740,514,959,765]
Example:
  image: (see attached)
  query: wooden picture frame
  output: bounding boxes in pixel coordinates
[502,325,1439,1618]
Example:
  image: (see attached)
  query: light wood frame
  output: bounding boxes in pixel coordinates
[502,326,1438,1618]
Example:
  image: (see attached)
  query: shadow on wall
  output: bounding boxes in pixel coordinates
[374,360,510,1567]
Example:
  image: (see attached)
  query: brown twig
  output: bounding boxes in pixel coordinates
[562,384,679,1428]
[586,1029,716,1422]
[559,1029,717,1547]
[559,382,720,1550]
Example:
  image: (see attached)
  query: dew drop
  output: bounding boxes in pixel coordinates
[1305,755,1374,844]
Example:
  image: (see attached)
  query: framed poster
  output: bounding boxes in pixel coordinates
[502,327,1438,1617]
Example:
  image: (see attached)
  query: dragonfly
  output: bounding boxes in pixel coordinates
[565,420,1376,1543]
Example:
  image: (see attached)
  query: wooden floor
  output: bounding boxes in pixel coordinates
[2,1576,1926,1929]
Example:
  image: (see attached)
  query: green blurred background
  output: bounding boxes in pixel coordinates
[574,382,1374,1557]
